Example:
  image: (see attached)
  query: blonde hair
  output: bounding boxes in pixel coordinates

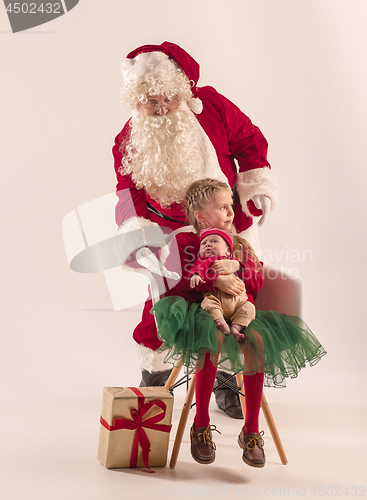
[232,235,262,272]
[184,178,262,271]
[184,178,229,232]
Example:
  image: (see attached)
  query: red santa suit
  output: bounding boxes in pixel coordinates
[113,42,275,352]
[114,88,276,230]
[113,42,277,236]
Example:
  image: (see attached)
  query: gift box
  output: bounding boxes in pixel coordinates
[97,386,174,471]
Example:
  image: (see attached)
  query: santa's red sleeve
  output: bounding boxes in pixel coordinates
[216,90,278,218]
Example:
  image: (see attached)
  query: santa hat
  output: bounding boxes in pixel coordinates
[121,42,203,114]
[199,228,234,254]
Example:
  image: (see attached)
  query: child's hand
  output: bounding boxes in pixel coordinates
[190,275,206,288]
[212,259,240,275]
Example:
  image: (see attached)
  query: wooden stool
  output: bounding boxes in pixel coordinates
[165,361,287,468]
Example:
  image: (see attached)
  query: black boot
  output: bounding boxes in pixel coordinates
[139,368,173,388]
[213,370,243,419]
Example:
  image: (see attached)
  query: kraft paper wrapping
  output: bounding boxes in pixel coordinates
[97,387,174,469]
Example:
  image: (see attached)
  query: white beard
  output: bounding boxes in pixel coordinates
[120,109,209,207]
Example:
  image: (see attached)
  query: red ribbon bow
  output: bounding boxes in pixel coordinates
[100,387,172,472]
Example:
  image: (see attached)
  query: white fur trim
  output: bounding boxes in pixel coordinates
[121,57,135,83]
[136,344,174,372]
[121,52,170,85]
[115,216,168,265]
[188,97,203,114]
[117,215,159,233]
[236,168,278,218]
[174,225,196,236]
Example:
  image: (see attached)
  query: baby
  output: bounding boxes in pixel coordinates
[189,228,256,342]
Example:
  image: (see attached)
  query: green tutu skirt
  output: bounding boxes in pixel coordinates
[152,296,326,388]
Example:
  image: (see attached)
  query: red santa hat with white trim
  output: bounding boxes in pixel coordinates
[120,41,203,114]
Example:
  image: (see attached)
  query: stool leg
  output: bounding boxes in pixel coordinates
[235,373,246,421]
[164,359,183,391]
[169,373,196,469]
[261,392,288,465]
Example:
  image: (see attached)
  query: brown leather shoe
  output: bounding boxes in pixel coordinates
[238,428,266,468]
[190,424,220,464]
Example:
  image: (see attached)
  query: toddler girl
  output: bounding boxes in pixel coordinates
[153,178,326,468]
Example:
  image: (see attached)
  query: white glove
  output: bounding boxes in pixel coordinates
[251,194,271,227]
[136,247,180,280]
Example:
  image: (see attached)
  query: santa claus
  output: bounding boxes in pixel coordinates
[113,42,277,418]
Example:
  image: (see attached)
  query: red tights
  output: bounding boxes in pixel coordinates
[243,372,264,434]
[194,352,264,434]
[194,353,218,429]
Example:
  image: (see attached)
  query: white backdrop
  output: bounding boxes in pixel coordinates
[1,0,366,436]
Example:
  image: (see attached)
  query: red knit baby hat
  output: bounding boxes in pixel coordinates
[199,228,234,254]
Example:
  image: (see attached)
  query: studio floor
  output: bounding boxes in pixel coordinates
[2,378,366,500]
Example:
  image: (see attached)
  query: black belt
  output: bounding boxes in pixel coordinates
[146,202,189,225]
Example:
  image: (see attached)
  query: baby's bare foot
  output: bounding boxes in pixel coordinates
[231,323,245,342]
[215,318,231,336]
